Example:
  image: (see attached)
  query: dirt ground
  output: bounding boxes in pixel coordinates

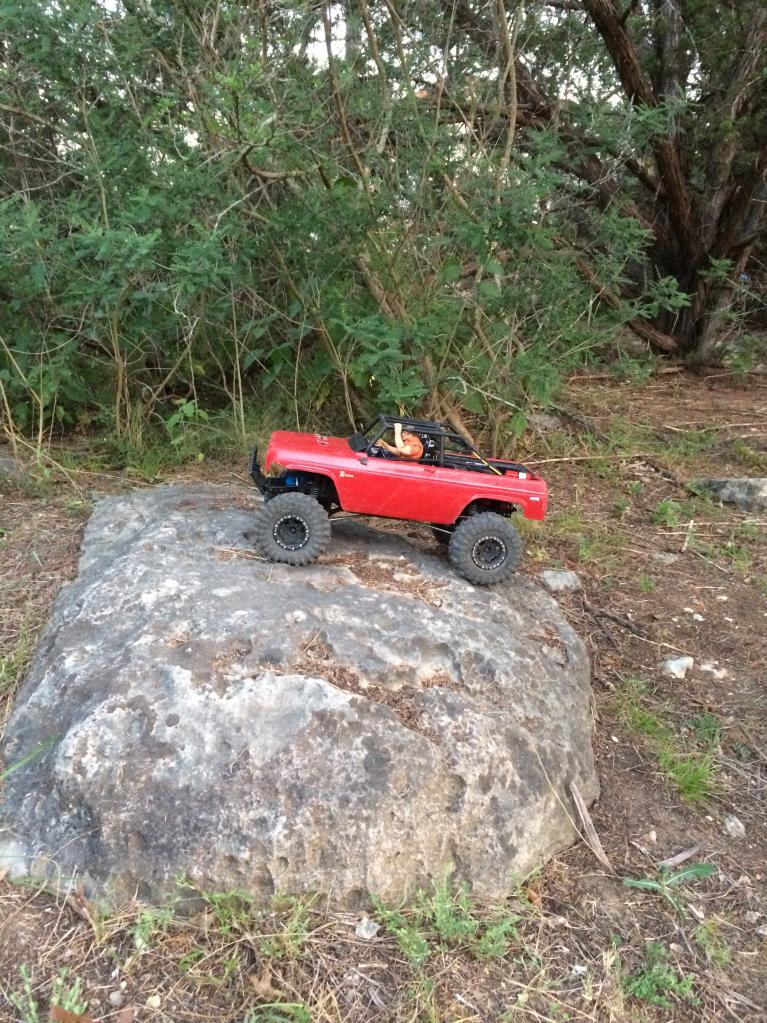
[1,372,765,1022]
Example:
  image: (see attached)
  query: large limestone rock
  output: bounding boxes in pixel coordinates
[0,485,598,905]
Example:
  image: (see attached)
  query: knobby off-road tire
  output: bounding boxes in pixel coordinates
[448,512,523,585]
[254,492,331,566]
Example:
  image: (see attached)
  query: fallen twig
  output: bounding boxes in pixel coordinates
[581,596,647,638]
[570,781,613,872]
[657,845,701,870]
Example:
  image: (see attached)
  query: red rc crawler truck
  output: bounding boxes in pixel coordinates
[250,414,548,585]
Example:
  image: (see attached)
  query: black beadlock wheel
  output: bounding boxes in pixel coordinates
[448,512,523,585]
[253,492,331,566]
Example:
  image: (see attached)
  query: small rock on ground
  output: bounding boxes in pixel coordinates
[723,814,746,839]
[692,478,767,513]
[661,655,694,679]
[540,569,582,593]
[528,413,562,433]
[355,916,381,940]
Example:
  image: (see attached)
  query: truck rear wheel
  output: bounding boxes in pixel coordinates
[448,512,522,585]
[254,492,331,566]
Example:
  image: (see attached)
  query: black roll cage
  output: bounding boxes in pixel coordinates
[360,415,532,476]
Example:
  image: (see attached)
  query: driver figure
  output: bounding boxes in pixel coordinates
[376,422,424,460]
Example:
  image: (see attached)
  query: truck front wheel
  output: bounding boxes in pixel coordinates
[254,492,331,566]
[448,512,522,585]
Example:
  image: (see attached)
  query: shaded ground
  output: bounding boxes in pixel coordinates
[1,372,766,1022]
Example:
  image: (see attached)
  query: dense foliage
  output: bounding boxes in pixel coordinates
[1,1,765,444]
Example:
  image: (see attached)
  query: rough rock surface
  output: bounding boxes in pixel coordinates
[539,569,582,593]
[692,477,767,512]
[0,449,19,477]
[0,485,598,905]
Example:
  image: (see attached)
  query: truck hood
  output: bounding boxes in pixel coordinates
[264,431,353,469]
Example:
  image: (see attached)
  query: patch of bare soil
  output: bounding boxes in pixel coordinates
[1,375,766,1021]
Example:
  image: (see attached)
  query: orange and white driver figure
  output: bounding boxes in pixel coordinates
[376,422,424,460]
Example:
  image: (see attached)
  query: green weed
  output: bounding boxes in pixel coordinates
[8,966,39,1023]
[617,679,718,802]
[623,863,715,916]
[203,889,255,935]
[50,970,89,1015]
[693,920,732,968]
[408,976,440,1023]
[652,499,683,527]
[737,521,761,542]
[0,736,57,783]
[612,497,631,520]
[372,899,430,967]
[244,1004,312,1023]
[419,878,478,945]
[729,439,766,472]
[375,877,524,968]
[9,966,89,1023]
[132,906,174,953]
[723,541,751,573]
[0,626,35,702]
[475,915,521,959]
[178,947,206,973]
[622,942,698,1008]
[617,679,667,741]
[665,429,717,461]
[690,712,722,747]
[638,573,655,593]
[658,749,715,803]
[259,897,311,961]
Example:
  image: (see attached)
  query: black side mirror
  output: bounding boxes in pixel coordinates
[347,432,368,452]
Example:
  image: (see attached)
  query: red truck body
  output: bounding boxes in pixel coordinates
[260,429,548,525]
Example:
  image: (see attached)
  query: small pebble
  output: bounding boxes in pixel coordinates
[146,993,161,1010]
[108,991,124,1007]
[539,569,582,593]
[661,655,694,679]
[723,814,746,839]
[757,925,767,939]
[355,916,381,940]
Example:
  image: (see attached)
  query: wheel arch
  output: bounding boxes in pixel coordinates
[265,469,340,509]
[456,497,518,520]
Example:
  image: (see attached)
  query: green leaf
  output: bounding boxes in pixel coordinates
[663,863,715,886]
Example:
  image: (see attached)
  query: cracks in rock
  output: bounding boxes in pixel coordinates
[288,638,463,744]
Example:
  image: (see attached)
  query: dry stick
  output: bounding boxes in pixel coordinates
[357,0,392,154]
[0,374,20,458]
[322,4,370,191]
[494,0,523,201]
[581,595,691,654]
[568,366,685,382]
[681,518,695,553]
[526,451,656,465]
[581,595,646,638]
[573,254,678,354]
[570,782,613,872]
[531,745,615,875]
[657,845,701,870]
